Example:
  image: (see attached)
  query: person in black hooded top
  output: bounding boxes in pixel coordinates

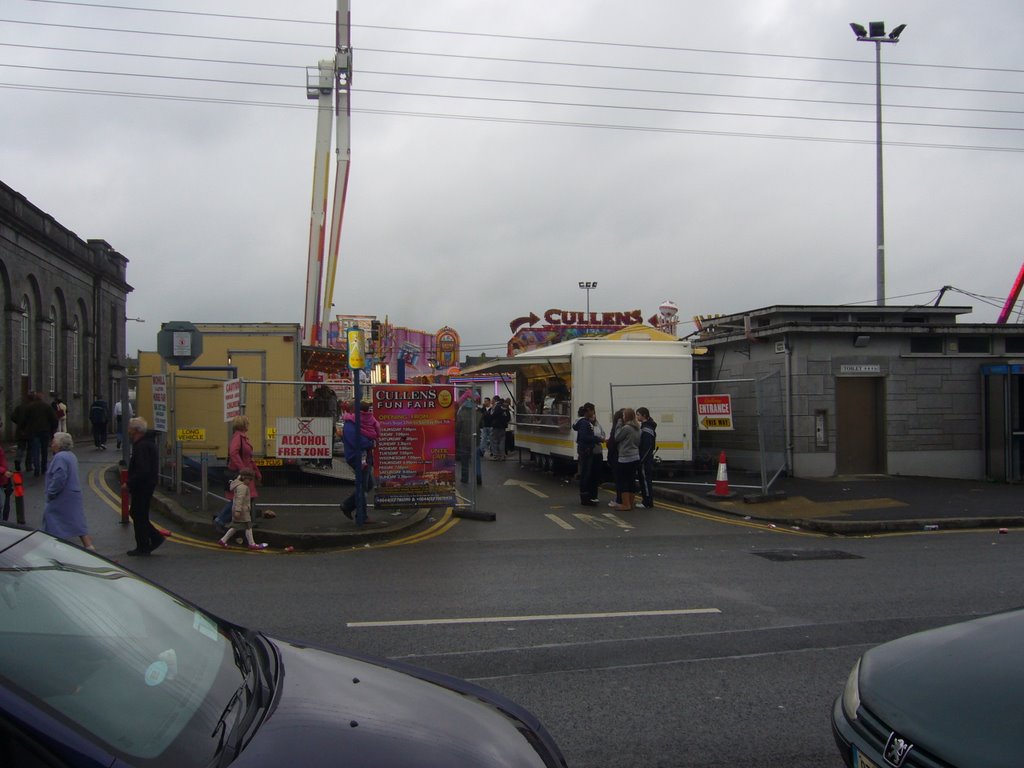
[636,407,658,509]
[573,403,603,506]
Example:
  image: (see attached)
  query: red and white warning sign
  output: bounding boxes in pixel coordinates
[696,394,734,431]
[275,417,333,458]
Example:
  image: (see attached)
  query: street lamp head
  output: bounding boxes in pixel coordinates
[868,21,886,38]
[849,22,867,39]
[889,23,907,40]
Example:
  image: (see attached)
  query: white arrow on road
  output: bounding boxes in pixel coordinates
[503,479,549,498]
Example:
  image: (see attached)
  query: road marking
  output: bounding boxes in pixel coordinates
[503,479,548,498]
[546,513,575,530]
[377,509,458,546]
[657,498,826,538]
[348,607,721,628]
[573,512,635,530]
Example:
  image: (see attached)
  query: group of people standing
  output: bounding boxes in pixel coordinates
[574,404,658,511]
[478,396,513,460]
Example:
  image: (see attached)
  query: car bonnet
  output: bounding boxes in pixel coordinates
[859,609,1024,768]
[236,639,558,768]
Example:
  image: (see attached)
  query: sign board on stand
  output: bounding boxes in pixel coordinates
[373,385,456,508]
[152,375,168,432]
[223,379,242,421]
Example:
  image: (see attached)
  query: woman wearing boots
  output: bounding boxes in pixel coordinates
[611,408,640,511]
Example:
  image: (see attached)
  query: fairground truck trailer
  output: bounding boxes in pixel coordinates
[462,334,693,470]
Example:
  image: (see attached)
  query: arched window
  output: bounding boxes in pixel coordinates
[72,318,82,395]
[47,306,57,393]
[20,298,30,377]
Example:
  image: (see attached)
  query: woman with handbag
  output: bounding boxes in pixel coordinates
[215,415,263,530]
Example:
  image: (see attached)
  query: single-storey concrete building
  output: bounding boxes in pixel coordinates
[691,305,1024,482]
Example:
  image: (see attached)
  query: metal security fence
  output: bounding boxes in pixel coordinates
[130,375,355,512]
[611,372,787,495]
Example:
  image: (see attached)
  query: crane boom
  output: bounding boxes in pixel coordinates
[303,0,352,348]
[321,4,352,338]
[997,261,1024,324]
[302,60,335,347]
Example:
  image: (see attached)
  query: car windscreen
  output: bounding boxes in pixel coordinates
[0,533,253,766]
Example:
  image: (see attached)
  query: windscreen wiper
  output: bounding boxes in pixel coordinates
[213,629,270,767]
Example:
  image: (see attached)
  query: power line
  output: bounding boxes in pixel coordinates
[6,41,1023,121]
[3,81,1022,153]
[5,61,1022,135]
[357,47,1024,99]
[3,9,1021,154]
[6,18,1022,99]
[19,0,1024,76]
[0,41,305,71]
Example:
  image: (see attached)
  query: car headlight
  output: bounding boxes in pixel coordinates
[841,658,862,720]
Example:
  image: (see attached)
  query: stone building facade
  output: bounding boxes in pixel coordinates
[693,305,1024,482]
[1,180,132,436]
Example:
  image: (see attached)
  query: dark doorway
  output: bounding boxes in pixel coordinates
[836,377,885,474]
[982,365,1024,481]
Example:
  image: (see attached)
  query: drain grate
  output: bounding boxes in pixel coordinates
[752,549,863,562]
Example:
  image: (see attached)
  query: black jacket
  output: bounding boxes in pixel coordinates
[573,417,601,456]
[128,430,159,494]
[490,402,510,430]
[640,418,658,462]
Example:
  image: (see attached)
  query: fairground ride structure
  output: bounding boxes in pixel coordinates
[303,0,352,347]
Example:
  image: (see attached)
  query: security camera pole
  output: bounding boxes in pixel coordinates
[849,21,907,307]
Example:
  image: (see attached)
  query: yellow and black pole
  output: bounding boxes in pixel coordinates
[347,325,367,526]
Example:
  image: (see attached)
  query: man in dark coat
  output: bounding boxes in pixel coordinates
[89,396,109,449]
[124,417,165,555]
[25,391,58,477]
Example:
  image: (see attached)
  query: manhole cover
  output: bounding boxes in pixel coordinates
[752,549,863,562]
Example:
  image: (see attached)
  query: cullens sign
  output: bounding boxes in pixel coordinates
[510,309,643,333]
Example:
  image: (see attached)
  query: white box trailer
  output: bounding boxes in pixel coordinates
[464,335,693,467]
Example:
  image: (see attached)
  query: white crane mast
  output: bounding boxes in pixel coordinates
[303,0,352,347]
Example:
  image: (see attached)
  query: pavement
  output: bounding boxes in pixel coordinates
[92,448,1024,549]
[13,443,1018,549]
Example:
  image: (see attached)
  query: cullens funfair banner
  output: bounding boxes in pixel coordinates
[373,384,456,508]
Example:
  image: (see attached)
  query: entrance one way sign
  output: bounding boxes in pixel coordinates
[696,394,734,430]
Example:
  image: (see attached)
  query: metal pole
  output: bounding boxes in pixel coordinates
[874,40,886,307]
[354,374,365,526]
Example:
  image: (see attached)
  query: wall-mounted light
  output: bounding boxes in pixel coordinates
[854,335,871,348]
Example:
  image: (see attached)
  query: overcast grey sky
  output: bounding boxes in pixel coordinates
[3,0,1023,358]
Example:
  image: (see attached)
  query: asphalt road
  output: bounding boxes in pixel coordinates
[29,450,1024,767]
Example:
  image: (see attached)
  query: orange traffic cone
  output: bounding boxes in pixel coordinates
[707,451,736,498]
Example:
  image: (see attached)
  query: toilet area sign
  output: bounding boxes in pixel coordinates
[156,321,203,367]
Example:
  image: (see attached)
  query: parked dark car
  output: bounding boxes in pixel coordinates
[0,524,567,767]
[832,608,1024,768]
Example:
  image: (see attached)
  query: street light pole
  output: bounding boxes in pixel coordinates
[850,21,906,307]
[578,281,597,319]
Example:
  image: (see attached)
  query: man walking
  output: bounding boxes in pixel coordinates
[114,398,133,449]
[489,397,510,460]
[25,391,58,477]
[124,417,165,556]
[89,395,109,449]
